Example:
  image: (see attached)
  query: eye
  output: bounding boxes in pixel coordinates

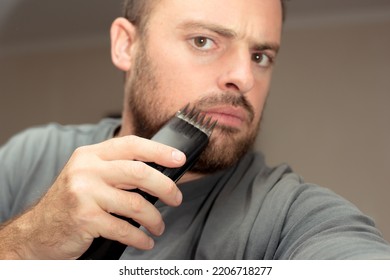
[252,53,273,68]
[189,36,215,51]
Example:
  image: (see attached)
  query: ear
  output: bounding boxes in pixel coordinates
[110,17,138,71]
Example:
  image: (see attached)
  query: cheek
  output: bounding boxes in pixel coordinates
[152,50,215,103]
[151,34,212,78]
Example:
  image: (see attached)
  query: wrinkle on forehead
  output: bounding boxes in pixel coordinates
[149,0,283,44]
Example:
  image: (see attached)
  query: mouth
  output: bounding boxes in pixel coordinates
[202,106,249,129]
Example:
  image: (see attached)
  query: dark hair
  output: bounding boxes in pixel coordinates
[122,0,287,30]
[122,0,154,32]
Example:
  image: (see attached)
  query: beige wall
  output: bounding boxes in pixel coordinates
[1,18,389,240]
[0,46,124,140]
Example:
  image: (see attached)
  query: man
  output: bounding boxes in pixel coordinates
[0,0,390,259]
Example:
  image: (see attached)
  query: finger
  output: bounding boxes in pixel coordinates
[100,160,182,206]
[94,211,155,251]
[88,135,186,167]
[95,188,165,237]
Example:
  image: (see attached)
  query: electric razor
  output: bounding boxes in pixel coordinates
[78,104,217,259]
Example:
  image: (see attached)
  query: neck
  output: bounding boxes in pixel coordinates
[116,113,132,137]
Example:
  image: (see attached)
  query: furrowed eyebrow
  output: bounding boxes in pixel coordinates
[178,21,237,38]
[253,43,280,54]
[178,20,280,54]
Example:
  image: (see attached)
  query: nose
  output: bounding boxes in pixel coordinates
[217,48,255,94]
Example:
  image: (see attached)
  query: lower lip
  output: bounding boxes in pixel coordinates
[204,112,244,128]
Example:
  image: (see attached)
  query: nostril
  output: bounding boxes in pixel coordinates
[225,82,239,91]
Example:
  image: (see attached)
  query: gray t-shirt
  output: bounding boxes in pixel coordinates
[1,119,390,259]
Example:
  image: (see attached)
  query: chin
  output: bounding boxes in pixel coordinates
[190,128,256,174]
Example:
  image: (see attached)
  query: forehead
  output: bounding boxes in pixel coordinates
[147,0,282,44]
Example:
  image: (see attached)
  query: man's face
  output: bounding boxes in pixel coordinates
[124,0,282,173]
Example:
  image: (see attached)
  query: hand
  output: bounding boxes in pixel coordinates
[0,135,185,259]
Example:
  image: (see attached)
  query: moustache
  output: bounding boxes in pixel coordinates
[191,92,255,124]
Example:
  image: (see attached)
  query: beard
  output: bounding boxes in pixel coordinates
[124,39,263,174]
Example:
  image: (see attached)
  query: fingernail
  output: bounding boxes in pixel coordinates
[172,150,185,162]
[148,238,155,249]
[176,190,183,205]
[158,222,165,236]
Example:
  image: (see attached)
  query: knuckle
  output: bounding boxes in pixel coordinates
[64,164,91,191]
[72,145,89,158]
[129,161,149,180]
[60,159,101,201]
[67,148,96,176]
[164,180,176,196]
[126,230,151,249]
[129,192,145,213]
[150,213,163,229]
[110,220,130,240]
[110,219,152,250]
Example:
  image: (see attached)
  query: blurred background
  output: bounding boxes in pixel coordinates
[0,0,389,241]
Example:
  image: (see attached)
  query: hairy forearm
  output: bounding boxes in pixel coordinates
[0,212,34,259]
[0,194,87,260]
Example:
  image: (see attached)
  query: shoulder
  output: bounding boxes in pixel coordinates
[263,171,390,259]
[239,154,390,259]
[0,119,121,220]
[1,118,120,153]
[0,118,121,180]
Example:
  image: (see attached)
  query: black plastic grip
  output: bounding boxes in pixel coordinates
[78,109,213,259]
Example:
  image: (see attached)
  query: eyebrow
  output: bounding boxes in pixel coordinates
[178,21,237,38]
[177,20,280,54]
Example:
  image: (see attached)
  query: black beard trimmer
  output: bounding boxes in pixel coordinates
[78,104,217,260]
